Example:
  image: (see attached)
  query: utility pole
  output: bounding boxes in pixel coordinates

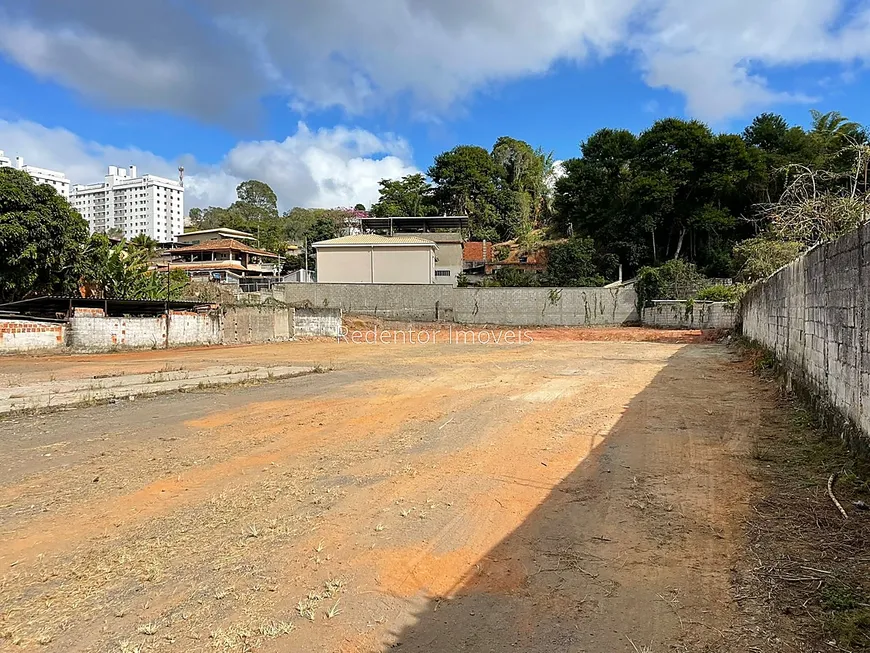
[304,237,309,282]
[165,258,171,349]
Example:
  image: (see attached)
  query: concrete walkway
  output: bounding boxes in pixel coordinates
[0,365,318,414]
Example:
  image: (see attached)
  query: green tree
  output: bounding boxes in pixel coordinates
[236,180,278,215]
[635,259,707,305]
[543,237,607,287]
[188,207,204,227]
[810,110,863,142]
[0,167,89,302]
[129,234,159,257]
[743,113,790,152]
[555,129,640,265]
[428,145,503,238]
[80,235,164,299]
[492,136,555,225]
[556,119,761,276]
[186,181,289,253]
[370,174,436,217]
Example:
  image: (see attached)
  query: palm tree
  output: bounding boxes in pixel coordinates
[129,233,159,258]
[810,110,862,142]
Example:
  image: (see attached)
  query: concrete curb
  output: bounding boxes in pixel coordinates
[0,365,318,414]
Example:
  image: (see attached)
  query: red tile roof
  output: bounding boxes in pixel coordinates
[171,238,279,257]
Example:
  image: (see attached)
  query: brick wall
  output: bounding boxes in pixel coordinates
[0,319,66,352]
[741,222,870,448]
[642,301,738,329]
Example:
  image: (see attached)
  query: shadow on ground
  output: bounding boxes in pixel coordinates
[383,345,755,652]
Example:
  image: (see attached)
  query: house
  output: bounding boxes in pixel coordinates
[485,247,548,275]
[163,239,282,282]
[313,235,438,284]
[462,241,548,283]
[462,241,494,273]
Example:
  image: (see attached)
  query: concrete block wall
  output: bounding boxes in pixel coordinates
[453,287,637,326]
[642,301,738,329]
[741,222,870,447]
[68,308,221,351]
[281,283,453,321]
[222,305,294,345]
[294,308,342,337]
[278,283,639,326]
[2,303,342,353]
[0,319,66,352]
[169,312,223,346]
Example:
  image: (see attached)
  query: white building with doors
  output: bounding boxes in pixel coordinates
[313,234,438,284]
[0,150,70,198]
[71,165,184,242]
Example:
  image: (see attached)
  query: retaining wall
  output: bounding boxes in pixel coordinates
[278,283,638,326]
[741,222,870,449]
[642,301,738,330]
[68,308,221,351]
[222,304,294,344]
[0,318,66,352]
[2,304,341,353]
[294,308,342,337]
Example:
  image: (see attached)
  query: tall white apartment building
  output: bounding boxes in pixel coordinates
[71,165,184,242]
[0,150,70,198]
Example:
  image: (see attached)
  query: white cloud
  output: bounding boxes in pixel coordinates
[2,1,870,122]
[634,0,849,118]
[0,120,418,211]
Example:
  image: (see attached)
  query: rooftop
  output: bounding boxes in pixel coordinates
[170,238,281,257]
[179,228,256,241]
[359,215,469,232]
[0,296,211,318]
[313,234,439,248]
[395,232,462,244]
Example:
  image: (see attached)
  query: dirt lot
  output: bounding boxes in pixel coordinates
[0,329,859,652]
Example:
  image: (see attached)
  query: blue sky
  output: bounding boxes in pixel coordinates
[1,0,869,211]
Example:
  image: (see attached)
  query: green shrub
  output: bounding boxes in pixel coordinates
[733,236,804,282]
[493,244,512,262]
[695,284,746,303]
[491,267,540,287]
[636,259,706,307]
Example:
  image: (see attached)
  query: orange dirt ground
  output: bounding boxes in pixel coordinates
[0,329,776,651]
